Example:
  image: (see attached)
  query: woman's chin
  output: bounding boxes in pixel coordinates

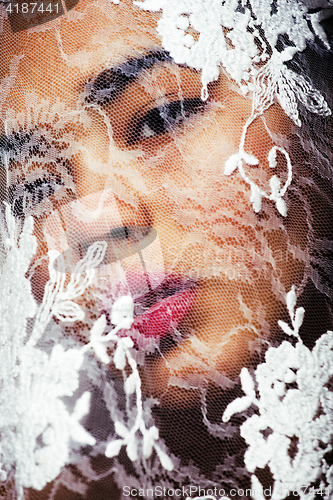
[139,326,259,407]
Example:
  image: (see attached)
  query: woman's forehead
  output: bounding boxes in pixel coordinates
[57,0,161,60]
[1,0,162,94]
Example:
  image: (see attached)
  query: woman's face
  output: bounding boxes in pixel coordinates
[1,0,295,404]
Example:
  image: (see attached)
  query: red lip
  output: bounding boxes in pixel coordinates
[133,286,197,338]
[105,275,198,339]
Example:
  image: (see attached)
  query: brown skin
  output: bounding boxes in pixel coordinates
[1,0,295,408]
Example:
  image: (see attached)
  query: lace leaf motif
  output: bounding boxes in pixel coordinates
[0,208,96,497]
[86,297,174,472]
[223,286,333,500]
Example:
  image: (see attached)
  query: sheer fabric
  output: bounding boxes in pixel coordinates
[0,1,333,499]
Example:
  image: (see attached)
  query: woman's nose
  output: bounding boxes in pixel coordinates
[45,186,152,260]
[44,182,165,298]
[69,187,152,247]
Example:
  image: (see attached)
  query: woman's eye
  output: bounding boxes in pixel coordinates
[126,97,206,146]
[9,177,65,219]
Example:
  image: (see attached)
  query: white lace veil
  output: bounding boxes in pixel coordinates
[1,1,333,499]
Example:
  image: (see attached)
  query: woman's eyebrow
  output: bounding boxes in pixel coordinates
[0,51,173,170]
[84,49,173,106]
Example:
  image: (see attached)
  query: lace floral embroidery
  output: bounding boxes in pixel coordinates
[223,287,333,500]
[0,207,96,498]
[0,211,172,497]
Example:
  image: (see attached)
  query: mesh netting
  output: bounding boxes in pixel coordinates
[1,0,333,499]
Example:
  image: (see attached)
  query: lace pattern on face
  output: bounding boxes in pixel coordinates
[0,0,333,499]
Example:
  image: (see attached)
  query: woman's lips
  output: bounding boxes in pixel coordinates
[107,275,198,339]
[133,285,197,338]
